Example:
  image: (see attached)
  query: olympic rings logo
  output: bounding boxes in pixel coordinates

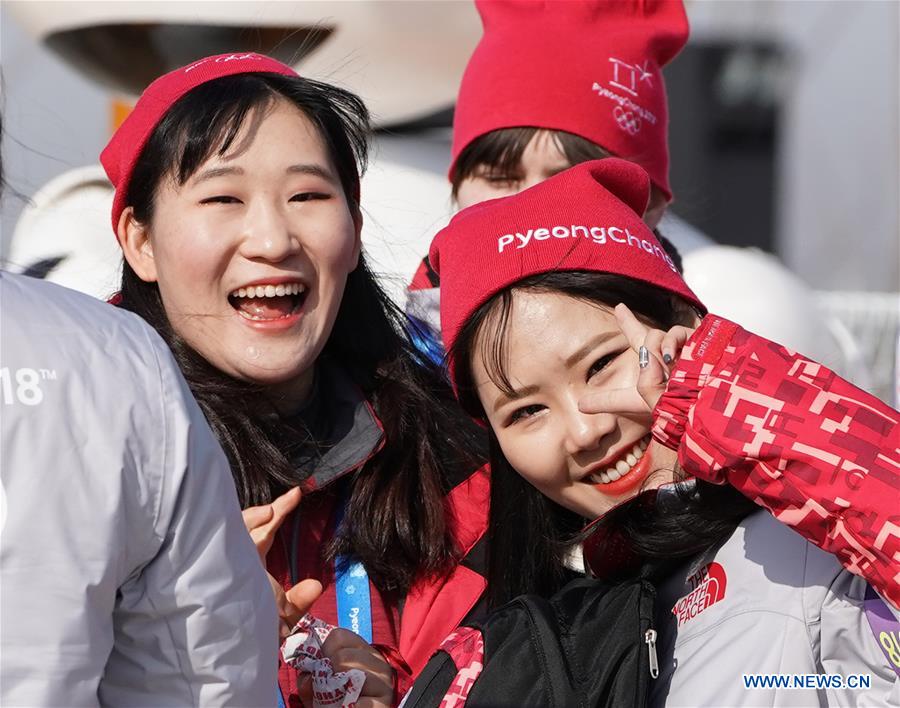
[614,106,642,135]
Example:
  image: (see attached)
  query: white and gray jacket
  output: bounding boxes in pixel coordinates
[0,273,277,707]
[651,509,900,707]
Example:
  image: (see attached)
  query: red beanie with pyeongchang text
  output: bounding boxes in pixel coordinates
[431,158,705,371]
[101,52,298,235]
[450,0,688,200]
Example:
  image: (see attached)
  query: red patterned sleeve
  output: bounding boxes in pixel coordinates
[653,314,900,608]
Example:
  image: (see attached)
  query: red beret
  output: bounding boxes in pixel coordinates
[451,0,689,200]
[100,52,297,235]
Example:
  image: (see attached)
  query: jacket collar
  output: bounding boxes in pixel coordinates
[287,360,385,492]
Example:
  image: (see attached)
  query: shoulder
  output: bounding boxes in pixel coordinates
[660,511,845,637]
[2,273,169,362]
[653,512,896,706]
[1,273,180,402]
[0,273,195,490]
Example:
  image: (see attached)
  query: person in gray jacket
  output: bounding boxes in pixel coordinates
[0,271,278,706]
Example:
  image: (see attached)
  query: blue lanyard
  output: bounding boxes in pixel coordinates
[335,557,374,642]
[278,493,373,706]
[334,498,373,643]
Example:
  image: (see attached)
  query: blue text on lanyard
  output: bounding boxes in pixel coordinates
[334,499,373,643]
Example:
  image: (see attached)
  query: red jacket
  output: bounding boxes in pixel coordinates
[653,315,900,608]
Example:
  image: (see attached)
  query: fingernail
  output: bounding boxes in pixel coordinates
[639,346,650,369]
[663,353,673,365]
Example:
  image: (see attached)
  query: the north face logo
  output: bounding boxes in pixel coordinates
[672,562,727,627]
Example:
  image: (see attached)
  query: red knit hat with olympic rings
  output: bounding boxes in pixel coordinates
[431,158,705,380]
[100,52,298,236]
[450,0,688,201]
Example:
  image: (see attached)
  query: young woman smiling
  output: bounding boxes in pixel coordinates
[101,53,489,706]
[429,158,899,705]
[405,0,899,621]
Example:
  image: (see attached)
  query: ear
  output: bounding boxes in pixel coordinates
[643,186,668,231]
[671,295,703,328]
[117,207,158,282]
[348,205,364,272]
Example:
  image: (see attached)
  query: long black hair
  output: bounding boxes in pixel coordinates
[117,72,485,594]
[449,270,757,607]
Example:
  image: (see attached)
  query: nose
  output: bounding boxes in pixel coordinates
[239,198,299,263]
[563,406,614,456]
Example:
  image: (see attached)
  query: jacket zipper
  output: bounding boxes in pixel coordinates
[644,628,659,679]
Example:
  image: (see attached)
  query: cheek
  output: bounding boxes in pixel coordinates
[304,216,359,279]
[494,426,557,488]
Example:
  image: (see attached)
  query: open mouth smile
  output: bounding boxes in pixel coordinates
[228,281,307,322]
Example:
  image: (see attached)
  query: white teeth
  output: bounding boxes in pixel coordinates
[230,283,306,299]
[590,435,651,486]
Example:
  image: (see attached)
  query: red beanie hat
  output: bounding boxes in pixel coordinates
[431,158,704,368]
[450,0,688,200]
[101,52,298,235]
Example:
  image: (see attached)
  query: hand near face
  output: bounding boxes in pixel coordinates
[579,303,695,415]
[242,486,302,560]
[297,629,395,708]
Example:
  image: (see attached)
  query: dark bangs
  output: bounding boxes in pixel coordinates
[449,270,694,419]
[126,73,369,223]
[451,127,612,197]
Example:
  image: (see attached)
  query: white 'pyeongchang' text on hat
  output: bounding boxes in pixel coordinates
[496,224,677,271]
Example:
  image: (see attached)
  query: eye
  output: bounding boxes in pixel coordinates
[587,350,625,380]
[509,403,546,424]
[474,168,520,188]
[290,192,330,202]
[483,173,519,187]
[200,195,242,205]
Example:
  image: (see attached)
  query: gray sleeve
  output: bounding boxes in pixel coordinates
[815,571,900,707]
[99,336,278,708]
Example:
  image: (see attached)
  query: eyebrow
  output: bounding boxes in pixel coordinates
[286,163,339,184]
[564,331,618,367]
[492,384,540,412]
[190,163,338,185]
[191,166,244,184]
